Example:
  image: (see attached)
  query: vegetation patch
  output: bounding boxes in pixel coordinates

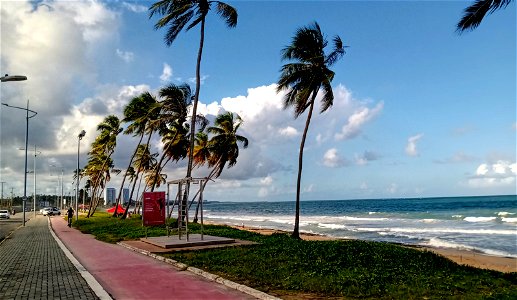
[74,214,517,299]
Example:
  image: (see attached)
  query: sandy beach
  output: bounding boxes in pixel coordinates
[216,222,517,273]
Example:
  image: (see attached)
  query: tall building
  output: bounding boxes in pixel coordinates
[104,187,116,205]
[122,188,130,204]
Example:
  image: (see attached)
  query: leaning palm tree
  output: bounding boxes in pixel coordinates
[114,92,159,216]
[189,112,248,222]
[457,0,513,32]
[149,0,238,186]
[85,115,123,217]
[277,22,345,239]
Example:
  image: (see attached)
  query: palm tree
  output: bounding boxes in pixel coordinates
[149,0,238,186]
[122,145,159,219]
[277,22,345,239]
[149,84,193,191]
[113,92,159,216]
[206,112,249,178]
[189,112,248,222]
[457,0,513,32]
[85,115,123,217]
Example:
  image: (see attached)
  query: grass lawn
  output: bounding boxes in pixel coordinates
[74,213,517,299]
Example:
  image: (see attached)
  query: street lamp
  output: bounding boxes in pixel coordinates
[76,130,85,221]
[1,74,27,82]
[20,146,41,218]
[1,73,30,226]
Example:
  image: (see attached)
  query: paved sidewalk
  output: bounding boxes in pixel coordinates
[51,216,257,300]
[0,216,98,300]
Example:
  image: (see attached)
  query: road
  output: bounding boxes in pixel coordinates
[0,212,30,241]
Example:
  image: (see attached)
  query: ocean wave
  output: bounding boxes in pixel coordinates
[423,237,517,258]
[501,217,517,223]
[497,212,516,216]
[338,216,389,221]
[463,217,497,222]
[318,223,347,229]
[355,227,516,235]
[420,219,438,223]
[451,215,463,218]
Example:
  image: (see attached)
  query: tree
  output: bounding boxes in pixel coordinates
[84,115,123,217]
[189,112,248,222]
[149,0,238,190]
[114,92,160,216]
[457,0,513,32]
[206,112,249,178]
[149,84,194,191]
[277,22,345,239]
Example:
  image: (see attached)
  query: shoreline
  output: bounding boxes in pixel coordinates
[205,221,517,273]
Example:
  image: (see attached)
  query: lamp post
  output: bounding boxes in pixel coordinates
[76,130,85,221]
[1,73,30,226]
[21,146,40,218]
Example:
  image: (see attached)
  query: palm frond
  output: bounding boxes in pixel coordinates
[457,0,513,32]
[215,2,238,28]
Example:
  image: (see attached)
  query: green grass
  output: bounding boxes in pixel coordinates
[73,214,517,299]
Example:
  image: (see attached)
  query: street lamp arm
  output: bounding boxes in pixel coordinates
[1,103,38,118]
[1,74,28,82]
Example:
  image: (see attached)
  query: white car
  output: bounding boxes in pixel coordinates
[0,210,10,219]
[42,207,61,216]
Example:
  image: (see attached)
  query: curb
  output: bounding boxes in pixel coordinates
[118,242,281,300]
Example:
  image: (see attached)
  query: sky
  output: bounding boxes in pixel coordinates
[0,0,515,203]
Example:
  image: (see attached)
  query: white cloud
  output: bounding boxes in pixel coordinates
[468,160,517,188]
[260,176,273,186]
[189,75,209,85]
[323,148,346,168]
[160,63,173,82]
[278,126,298,137]
[122,2,148,13]
[116,48,134,62]
[476,164,489,176]
[335,101,384,140]
[405,133,423,157]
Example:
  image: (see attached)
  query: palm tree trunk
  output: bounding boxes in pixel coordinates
[121,171,140,219]
[293,94,317,239]
[113,132,145,216]
[182,18,206,218]
[133,171,145,214]
[186,17,205,180]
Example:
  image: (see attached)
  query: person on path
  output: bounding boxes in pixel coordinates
[67,207,74,227]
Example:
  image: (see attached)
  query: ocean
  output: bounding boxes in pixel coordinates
[201,195,517,258]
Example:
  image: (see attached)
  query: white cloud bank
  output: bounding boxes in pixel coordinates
[468,160,517,188]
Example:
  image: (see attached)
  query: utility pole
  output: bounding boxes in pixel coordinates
[0,181,5,206]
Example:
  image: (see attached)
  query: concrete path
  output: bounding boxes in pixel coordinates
[50,216,256,300]
[0,216,98,299]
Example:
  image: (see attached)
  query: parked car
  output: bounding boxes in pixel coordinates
[42,207,61,216]
[0,210,10,219]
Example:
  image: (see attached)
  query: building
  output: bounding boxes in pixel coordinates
[122,188,130,204]
[104,188,116,206]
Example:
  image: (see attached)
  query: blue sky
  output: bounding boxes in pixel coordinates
[0,0,515,202]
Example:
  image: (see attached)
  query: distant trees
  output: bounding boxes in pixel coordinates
[277,22,345,239]
[457,0,514,32]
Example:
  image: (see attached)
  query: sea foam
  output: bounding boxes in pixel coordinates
[463,216,497,222]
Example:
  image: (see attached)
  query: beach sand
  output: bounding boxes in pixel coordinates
[214,222,517,273]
